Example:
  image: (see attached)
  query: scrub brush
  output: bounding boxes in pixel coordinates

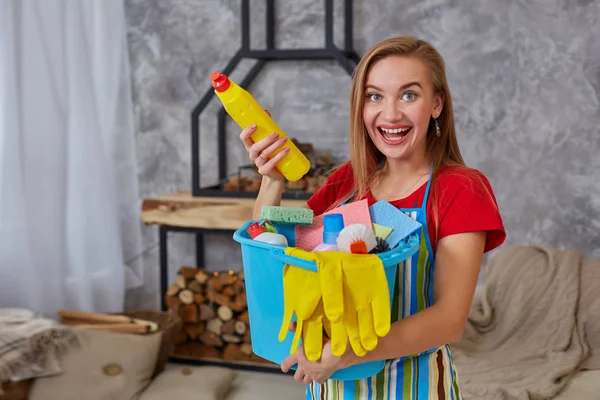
[369,237,391,254]
[336,224,378,254]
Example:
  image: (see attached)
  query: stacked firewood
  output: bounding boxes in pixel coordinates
[165,267,257,362]
[223,139,337,194]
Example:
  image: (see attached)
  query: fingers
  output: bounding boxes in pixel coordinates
[289,321,297,332]
[239,124,257,150]
[281,354,298,373]
[255,141,290,175]
[293,368,305,383]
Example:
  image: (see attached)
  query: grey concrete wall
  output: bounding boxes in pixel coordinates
[124,0,600,309]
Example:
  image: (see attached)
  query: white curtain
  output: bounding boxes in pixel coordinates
[0,0,143,315]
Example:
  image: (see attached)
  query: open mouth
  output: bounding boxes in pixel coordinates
[377,126,412,142]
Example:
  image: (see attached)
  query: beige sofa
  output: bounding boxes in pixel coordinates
[26,328,304,400]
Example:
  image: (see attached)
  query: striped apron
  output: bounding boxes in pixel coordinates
[306,169,462,399]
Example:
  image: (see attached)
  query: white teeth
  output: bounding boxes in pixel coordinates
[381,127,410,134]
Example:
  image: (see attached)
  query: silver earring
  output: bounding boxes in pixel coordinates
[435,119,441,137]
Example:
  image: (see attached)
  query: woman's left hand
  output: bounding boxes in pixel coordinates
[281,340,351,385]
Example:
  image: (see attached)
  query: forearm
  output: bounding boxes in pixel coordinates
[345,304,463,366]
[252,176,284,219]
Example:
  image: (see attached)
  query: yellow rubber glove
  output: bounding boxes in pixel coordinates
[284,248,348,357]
[342,254,391,352]
[278,249,324,361]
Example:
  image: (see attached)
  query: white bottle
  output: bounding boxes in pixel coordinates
[247,222,288,247]
[311,214,344,252]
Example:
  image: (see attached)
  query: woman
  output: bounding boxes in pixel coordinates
[239,36,506,399]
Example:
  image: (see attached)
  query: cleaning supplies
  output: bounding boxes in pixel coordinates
[312,214,344,252]
[246,222,288,247]
[279,248,325,362]
[370,237,391,254]
[286,248,391,357]
[372,223,393,240]
[211,71,310,182]
[283,248,347,357]
[260,205,314,225]
[341,254,391,352]
[369,200,422,249]
[336,224,378,254]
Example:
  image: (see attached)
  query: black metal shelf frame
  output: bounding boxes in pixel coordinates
[191,0,360,199]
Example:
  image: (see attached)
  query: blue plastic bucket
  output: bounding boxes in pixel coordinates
[233,220,420,380]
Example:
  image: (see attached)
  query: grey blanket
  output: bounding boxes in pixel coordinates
[452,245,600,400]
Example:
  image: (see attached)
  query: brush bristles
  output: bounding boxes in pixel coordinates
[336,224,378,253]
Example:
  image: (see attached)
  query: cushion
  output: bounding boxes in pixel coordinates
[139,365,234,400]
[29,328,162,400]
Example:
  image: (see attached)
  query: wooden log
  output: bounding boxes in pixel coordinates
[206,292,231,307]
[221,320,236,335]
[234,321,247,335]
[75,323,150,334]
[174,276,187,289]
[178,266,198,280]
[206,318,223,335]
[210,274,235,292]
[230,301,246,313]
[165,295,182,310]
[198,304,215,321]
[222,286,236,297]
[184,322,205,340]
[199,331,223,347]
[222,333,241,344]
[217,305,233,322]
[232,280,245,294]
[195,270,210,284]
[193,293,205,304]
[178,289,194,305]
[179,304,198,323]
[238,310,250,325]
[166,283,180,297]
[240,343,253,356]
[242,329,251,344]
[188,280,203,293]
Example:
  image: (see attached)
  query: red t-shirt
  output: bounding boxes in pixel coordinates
[306,163,506,253]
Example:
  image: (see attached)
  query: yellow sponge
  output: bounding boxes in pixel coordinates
[372,223,393,240]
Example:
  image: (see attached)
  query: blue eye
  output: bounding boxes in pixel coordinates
[366,93,382,102]
[402,91,417,101]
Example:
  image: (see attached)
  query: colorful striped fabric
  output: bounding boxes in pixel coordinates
[306,179,462,399]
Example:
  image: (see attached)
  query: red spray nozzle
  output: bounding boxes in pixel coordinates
[211,71,230,92]
[246,222,266,239]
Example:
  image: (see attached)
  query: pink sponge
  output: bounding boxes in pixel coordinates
[294,199,372,251]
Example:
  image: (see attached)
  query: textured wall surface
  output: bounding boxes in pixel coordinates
[124,0,600,309]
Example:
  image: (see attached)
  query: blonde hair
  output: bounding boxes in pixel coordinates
[328,36,494,239]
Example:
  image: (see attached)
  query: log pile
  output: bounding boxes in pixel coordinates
[222,139,338,195]
[165,267,265,364]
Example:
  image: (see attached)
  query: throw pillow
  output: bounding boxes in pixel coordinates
[29,327,162,400]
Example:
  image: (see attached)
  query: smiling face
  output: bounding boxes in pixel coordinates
[362,55,443,163]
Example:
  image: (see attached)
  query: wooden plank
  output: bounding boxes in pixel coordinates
[141,191,306,230]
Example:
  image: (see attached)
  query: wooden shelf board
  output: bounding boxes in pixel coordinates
[141,191,306,230]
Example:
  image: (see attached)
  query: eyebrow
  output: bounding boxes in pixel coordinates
[365,81,422,92]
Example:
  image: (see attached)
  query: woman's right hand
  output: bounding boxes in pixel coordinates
[240,124,290,182]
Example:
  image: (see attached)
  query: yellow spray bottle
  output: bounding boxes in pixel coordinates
[211,71,311,182]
